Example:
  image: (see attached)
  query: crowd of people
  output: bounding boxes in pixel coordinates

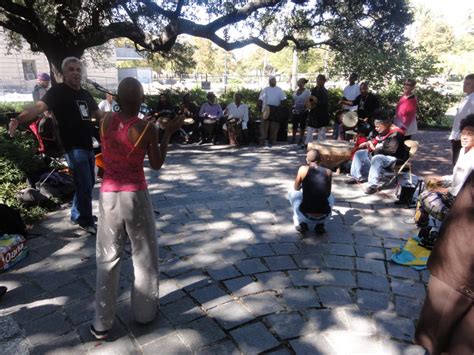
[6,57,474,352]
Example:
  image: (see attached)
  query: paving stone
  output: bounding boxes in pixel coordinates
[355,258,386,274]
[190,284,233,310]
[353,234,383,247]
[355,245,385,259]
[357,272,390,292]
[293,254,325,269]
[280,287,320,310]
[256,271,293,290]
[289,333,335,354]
[374,311,415,341]
[160,280,187,305]
[357,289,392,311]
[235,258,269,275]
[142,332,191,354]
[224,276,265,296]
[327,243,355,257]
[177,317,227,350]
[160,297,206,326]
[387,263,420,280]
[264,312,317,339]
[264,255,298,271]
[323,255,355,270]
[317,287,353,307]
[161,258,196,277]
[196,340,240,354]
[230,322,280,353]
[395,296,424,318]
[390,278,426,299]
[30,330,84,355]
[289,269,356,288]
[206,264,241,281]
[240,292,285,317]
[174,270,212,291]
[270,242,299,255]
[23,312,73,346]
[380,338,426,355]
[322,331,384,354]
[208,300,254,330]
[245,243,275,257]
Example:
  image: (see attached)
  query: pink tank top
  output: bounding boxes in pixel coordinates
[100,113,148,192]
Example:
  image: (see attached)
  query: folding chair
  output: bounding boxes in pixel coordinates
[383,139,419,187]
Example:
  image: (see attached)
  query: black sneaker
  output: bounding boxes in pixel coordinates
[315,223,326,234]
[344,178,361,185]
[90,325,108,340]
[0,286,7,299]
[295,222,309,233]
[364,185,378,194]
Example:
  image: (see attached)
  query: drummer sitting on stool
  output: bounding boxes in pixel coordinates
[288,149,334,234]
[199,92,223,144]
[345,110,407,194]
[223,93,249,145]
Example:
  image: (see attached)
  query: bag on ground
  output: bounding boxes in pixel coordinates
[0,234,28,272]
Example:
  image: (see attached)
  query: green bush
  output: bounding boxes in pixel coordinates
[0,127,49,224]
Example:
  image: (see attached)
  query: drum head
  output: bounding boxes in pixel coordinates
[342,111,358,128]
[184,118,194,125]
[306,96,318,109]
[262,105,270,120]
[228,118,237,124]
[203,118,215,124]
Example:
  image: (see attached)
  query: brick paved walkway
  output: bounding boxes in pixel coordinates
[1,130,450,354]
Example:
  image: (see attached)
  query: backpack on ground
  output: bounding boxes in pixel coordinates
[0,204,26,235]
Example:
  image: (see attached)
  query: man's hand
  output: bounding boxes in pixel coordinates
[164,115,185,134]
[8,118,19,137]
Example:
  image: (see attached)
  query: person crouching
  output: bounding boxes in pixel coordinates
[90,77,183,340]
[288,149,334,234]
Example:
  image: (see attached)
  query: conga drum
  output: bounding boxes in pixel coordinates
[203,118,217,140]
[226,117,241,145]
[307,140,354,170]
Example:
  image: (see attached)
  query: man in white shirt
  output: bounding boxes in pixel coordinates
[342,73,360,111]
[98,93,118,113]
[258,76,287,147]
[223,92,249,145]
[449,74,474,165]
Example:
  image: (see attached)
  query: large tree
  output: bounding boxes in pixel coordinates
[0,0,412,79]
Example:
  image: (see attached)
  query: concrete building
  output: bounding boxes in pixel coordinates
[0,30,118,97]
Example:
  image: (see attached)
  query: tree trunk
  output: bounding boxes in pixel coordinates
[44,48,85,86]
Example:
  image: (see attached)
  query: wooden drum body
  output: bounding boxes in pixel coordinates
[308,140,353,169]
[226,117,242,145]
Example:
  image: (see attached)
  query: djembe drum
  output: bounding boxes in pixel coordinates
[226,117,242,145]
[202,118,217,141]
[308,140,354,170]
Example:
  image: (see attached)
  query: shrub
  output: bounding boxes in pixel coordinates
[0,127,49,224]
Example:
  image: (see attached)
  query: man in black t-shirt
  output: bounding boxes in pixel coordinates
[304,74,329,147]
[341,82,380,125]
[9,57,102,234]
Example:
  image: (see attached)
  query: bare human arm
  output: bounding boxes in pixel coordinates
[8,100,49,136]
[293,165,308,191]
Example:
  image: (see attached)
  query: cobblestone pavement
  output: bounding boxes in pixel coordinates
[1,131,450,354]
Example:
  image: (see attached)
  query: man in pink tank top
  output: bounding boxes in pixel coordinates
[90,78,183,340]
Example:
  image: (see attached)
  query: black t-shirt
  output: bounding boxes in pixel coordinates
[310,86,329,126]
[353,93,380,120]
[41,83,99,152]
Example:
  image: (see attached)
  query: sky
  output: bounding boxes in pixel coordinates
[409,0,473,36]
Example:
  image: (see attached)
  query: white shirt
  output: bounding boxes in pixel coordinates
[259,86,286,111]
[293,89,311,114]
[98,99,118,112]
[448,147,474,196]
[226,102,249,130]
[449,93,474,141]
[343,84,360,111]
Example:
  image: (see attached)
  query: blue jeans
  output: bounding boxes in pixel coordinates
[65,149,95,226]
[350,150,397,187]
[287,189,334,227]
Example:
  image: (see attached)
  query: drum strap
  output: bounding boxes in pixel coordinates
[127,122,151,157]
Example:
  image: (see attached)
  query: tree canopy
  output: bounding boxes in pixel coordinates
[0,0,412,76]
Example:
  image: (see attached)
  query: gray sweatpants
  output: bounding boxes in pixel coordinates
[93,190,159,331]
